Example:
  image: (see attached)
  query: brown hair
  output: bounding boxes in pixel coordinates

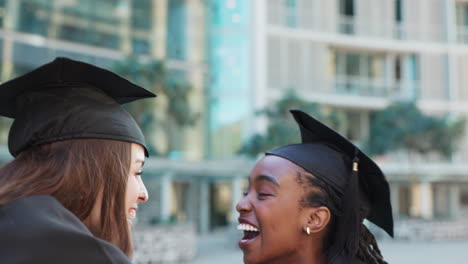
[0,138,133,256]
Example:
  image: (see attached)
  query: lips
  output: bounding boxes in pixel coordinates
[238,219,260,247]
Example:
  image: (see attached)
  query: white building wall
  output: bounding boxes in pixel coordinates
[355,0,395,39]
[307,43,330,94]
[403,0,445,42]
[456,55,468,100]
[419,53,445,100]
[322,0,338,32]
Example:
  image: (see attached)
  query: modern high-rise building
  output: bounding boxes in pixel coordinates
[0,0,207,161]
[0,0,248,234]
[205,0,252,158]
[0,0,221,234]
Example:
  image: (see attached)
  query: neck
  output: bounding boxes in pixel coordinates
[263,253,325,264]
[263,240,326,264]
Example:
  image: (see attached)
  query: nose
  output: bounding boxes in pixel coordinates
[138,179,149,203]
[236,195,251,214]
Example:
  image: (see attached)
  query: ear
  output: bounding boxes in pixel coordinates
[303,206,331,235]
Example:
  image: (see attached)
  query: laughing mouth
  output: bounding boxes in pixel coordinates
[237,223,260,242]
[128,208,137,220]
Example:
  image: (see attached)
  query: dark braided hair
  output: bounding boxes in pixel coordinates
[356,224,387,264]
[296,172,388,264]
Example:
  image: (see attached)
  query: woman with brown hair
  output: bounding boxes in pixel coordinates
[0,57,155,263]
[236,110,393,264]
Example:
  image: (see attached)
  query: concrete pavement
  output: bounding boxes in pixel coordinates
[189,230,468,264]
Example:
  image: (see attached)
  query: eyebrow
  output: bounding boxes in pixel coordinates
[254,174,280,187]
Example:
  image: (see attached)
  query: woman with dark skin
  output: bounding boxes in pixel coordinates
[0,57,155,263]
[237,110,393,264]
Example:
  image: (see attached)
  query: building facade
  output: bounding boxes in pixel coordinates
[0,0,248,234]
[251,0,468,222]
[0,0,207,160]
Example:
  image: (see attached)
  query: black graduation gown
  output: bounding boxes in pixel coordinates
[0,195,131,264]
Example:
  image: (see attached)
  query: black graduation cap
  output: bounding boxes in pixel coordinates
[0,57,156,157]
[266,110,393,239]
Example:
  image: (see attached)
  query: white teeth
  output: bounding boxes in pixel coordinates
[237,223,259,232]
[128,209,136,219]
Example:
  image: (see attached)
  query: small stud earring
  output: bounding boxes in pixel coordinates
[306,227,311,235]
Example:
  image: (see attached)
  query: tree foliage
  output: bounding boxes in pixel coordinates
[240,96,466,159]
[367,101,466,158]
[113,57,198,156]
[239,91,336,157]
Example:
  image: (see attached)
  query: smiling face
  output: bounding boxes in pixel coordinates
[236,155,322,264]
[125,143,149,226]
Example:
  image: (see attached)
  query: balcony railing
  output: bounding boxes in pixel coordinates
[457,25,468,44]
[332,76,418,99]
[269,76,419,101]
[268,5,444,42]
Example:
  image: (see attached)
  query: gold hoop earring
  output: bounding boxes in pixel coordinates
[306,227,311,235]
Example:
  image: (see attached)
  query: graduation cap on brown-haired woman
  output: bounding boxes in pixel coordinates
[0,57,156,157]
[266,110,393,262]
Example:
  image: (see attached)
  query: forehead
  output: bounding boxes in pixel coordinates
[249,155,303,184]
[131,143,145,161]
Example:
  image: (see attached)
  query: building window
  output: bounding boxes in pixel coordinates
[167,0,186,60]
[16,0,127,50]
[285,0,297,28]
[395,0,403,22]
[132,38,150,55]
[331,50,419,99]
[60,0,122,49]
[339,0,354,16]
[392,54,419,99]
[332,50,386,96]
[131,0,152,30]
[394,0,404,39]
[456,3,468,43]
[338,0,354,34]
[345,111,365,142]
[395,55,402,81]
[17,0,52,36]
[399,185,412,218]
[0,0,6,28]
[460,186,468,208]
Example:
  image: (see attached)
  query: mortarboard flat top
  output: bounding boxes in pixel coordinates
[267,110,393,237]
[0,57,156,157]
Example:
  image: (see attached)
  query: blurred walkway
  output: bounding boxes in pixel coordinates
[380,240,468,264]
[188,229,468,264]
[189,229,242,264]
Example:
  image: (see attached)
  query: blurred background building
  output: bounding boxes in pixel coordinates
[259,0,468,230]
[1,0,468,262]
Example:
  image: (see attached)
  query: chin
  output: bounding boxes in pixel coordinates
[126,218,134,229]
[243,252,267,264]
[243,255,255,264]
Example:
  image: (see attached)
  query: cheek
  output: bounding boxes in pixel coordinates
[258,199,304,248]
[245,201,303,264]
[125,176,140,205]
[258,199,301,236]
